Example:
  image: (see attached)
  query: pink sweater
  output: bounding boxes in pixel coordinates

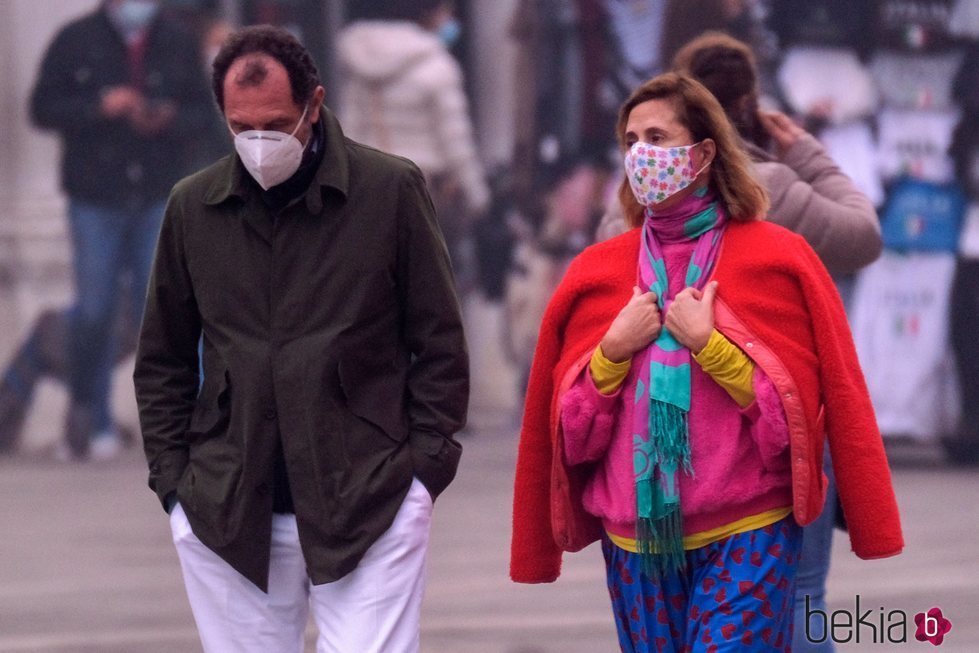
[559,240,792,537]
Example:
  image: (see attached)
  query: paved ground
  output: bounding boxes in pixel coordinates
[1,425,977,652]
[0,298,977,651]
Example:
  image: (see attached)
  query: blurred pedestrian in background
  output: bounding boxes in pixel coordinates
[337,0,490,293]
[947,40,979,465]
[134,25,468,653]
[511,72,902,652]
[28,0,213,461]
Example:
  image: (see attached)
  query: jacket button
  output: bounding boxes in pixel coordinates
[746,342,754,348]
[265,408,276,420]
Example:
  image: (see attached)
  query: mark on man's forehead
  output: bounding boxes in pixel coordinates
[232,55,272,90]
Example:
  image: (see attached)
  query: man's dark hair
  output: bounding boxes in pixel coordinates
[347,0,445,22]
[211,25,320,111]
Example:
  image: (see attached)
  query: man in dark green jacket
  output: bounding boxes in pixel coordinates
[134,25,468,653]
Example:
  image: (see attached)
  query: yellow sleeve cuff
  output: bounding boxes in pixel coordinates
[693,329,755,407]
[590,346,632,395]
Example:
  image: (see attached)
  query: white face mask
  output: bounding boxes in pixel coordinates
[230,105,309,191]
[114,0,159,32]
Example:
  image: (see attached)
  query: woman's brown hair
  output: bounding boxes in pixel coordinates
[616,72,769,228]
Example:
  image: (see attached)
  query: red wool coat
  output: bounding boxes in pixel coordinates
[510,220,903,584]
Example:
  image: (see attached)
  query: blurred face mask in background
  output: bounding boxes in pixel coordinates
[114,0,160,32]
[230,105,309,191]
[437,18,461,47]
[624,141,709,206]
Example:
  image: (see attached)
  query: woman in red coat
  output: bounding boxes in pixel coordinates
[510,73,902,652]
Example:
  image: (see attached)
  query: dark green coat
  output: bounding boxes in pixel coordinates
[134,108,468,592]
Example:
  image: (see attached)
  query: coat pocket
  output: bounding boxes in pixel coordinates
[188,366,231,437]
[186,435,243,543]
[184,366,241,542]
[747,369,793,474]
[337,358,409,442]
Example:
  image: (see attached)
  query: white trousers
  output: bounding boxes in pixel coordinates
[170,477,433,653]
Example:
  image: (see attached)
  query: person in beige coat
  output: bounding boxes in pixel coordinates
[337,0,489,287]
[597,31,882,276]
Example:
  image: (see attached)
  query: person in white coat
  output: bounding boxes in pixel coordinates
[338,0,490,289]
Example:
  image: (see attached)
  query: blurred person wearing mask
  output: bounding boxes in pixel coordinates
[595,35,885,651]
[29,0,213,460]
[337,0,490,290]
[133,25,468,653]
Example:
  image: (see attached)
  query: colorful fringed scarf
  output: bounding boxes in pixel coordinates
[632,187,727,577]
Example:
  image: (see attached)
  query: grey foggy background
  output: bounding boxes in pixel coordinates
[0,1,977,652]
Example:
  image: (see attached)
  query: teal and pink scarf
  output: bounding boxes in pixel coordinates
[632,187,727,576]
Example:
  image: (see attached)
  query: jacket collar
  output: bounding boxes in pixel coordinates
[203,105,350,213]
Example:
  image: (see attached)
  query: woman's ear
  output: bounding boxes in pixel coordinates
[698,138,717,169]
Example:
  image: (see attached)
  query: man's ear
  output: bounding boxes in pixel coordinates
[308,85,326,123]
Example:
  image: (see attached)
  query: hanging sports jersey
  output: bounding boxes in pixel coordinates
[870,49,964,110]
[877,108,960,182]
[777,46,878,124]
[876,0,957,52]
[851,251,960,441]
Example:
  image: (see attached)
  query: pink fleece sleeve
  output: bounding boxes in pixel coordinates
[741,367,791,473]
[560,368,622,465]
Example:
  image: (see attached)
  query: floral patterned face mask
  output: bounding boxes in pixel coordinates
[624,141,710,206]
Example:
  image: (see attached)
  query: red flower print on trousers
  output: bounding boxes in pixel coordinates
[914,607,952,646]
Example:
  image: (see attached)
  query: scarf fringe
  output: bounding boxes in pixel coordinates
[637,507,686,579]
[637,399,691,578]
[649,399,693,474]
